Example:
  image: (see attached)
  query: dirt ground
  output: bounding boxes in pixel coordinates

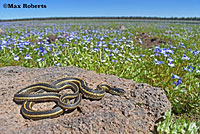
[134,32,171,48]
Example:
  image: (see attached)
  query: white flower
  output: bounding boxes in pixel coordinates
[182,54,190,60]
[55,63,61,66]
[139,38,143,44]
[168,62,174,67]
[122,37,126,40]
[118,53,123,57]
[14,56,20,61]
[36,58,43,62]
[196,69,200,73]
[167,57,174,62]
[24,54,32,60]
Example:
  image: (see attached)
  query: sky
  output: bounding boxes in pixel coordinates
[0,0,199,20]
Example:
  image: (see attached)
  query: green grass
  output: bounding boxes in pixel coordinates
[0,21,199,133]
[157,110,199,134]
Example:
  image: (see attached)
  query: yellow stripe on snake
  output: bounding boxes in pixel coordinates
[14,76,125,119]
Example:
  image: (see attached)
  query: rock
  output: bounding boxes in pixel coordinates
[47,35,58,43]
[0,66,171,133]
[47,34,67,43]
[0,28,4,34]
[120,25,127,31]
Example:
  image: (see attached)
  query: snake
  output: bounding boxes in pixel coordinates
[14,76,125,119]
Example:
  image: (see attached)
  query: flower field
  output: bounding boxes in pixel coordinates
[0,21,199,133]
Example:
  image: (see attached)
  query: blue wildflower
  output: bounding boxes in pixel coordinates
[183,66,194,72]
[36,58,44,62]
[182,54,190,60]
[154,53,161,56]
[196,69,200,73]
[39,47,44,53]
[140,54,145,57]
[138,38,142,44]
[179,42,185,48]
[172,74,181,79]
[173,79,183,86]
[104,47,109,51]
[14,55,20,61]
[160,48,167,54]
[55,51,61,56]
[93,48,99,52]
[154,46,160,53]
[166,48,174,54]
[101,57,106,62]
[55,63,61,66]
[172,74,183,86]
[183,67,191,72]
[24,54,32,60]
[155,59,164,65]
[167,57,174,62]
[168,62,174,67]
[112,60,117,63]
[170,45,177,49]
[192,50,200,55]
[34,48,39,51]
[175,33,180,37]
[122,37,126,40]
[188,66,194,70]
[114,48,119,54]
[163,53,170,57]
[126,57,132,62]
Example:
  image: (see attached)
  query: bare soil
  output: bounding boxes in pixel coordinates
[134,32,171,48]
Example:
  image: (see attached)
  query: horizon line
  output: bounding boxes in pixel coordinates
[1,16,200,21]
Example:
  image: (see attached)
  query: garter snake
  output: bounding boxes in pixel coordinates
[14,76,125,119]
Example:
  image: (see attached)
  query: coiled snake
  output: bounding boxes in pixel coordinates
[14,77,125,119]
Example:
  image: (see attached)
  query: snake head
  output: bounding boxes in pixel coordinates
[97,84,126,96]
[111,87,126,96]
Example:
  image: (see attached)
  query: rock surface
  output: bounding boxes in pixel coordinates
[0,66,171,134]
